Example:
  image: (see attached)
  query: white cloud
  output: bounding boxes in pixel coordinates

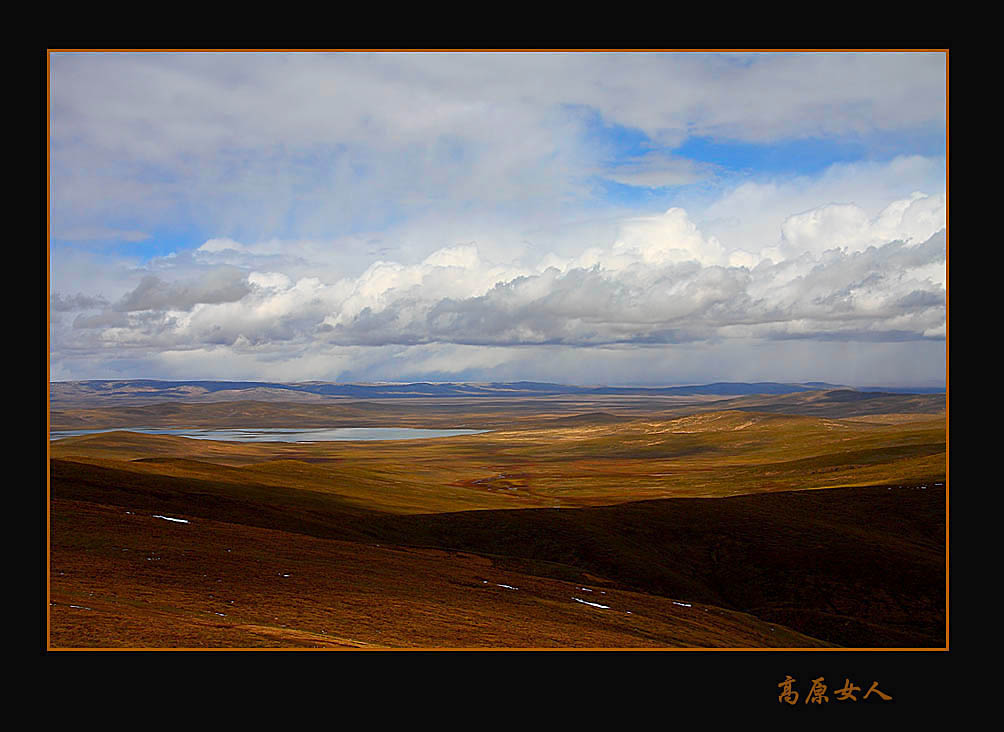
[780,191,946,258]
[421,243,480,269]
[247,271,292,291]
[51,183,946,376]
[683,155,946,262]
[49,52,945,247]
[198,238,248,254]
[611,208,727,267]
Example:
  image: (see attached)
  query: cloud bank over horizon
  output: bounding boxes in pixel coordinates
[49,52,947,386]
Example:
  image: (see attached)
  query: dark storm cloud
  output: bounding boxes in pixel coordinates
[115,267,251,312]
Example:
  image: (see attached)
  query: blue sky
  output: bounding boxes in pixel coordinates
[48,51,948,386]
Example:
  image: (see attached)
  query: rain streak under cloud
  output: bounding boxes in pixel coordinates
[48,51,947,387]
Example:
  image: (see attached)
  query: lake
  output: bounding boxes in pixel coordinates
[49,427,488,443]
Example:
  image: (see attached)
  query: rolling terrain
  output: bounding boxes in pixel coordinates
[51,408,945,513]
[46,381,947,649]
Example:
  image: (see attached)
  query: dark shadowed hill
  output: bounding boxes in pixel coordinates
[50,458,945,648]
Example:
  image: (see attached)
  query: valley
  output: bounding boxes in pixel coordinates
[46,382,948,649]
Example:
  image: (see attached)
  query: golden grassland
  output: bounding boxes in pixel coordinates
[51,408,945,514]
[47,393,947,649]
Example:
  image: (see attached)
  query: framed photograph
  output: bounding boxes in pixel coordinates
[45,47,949,696]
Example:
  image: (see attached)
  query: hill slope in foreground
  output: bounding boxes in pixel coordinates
[47,393,946,649]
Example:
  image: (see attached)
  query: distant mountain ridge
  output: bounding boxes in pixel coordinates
[50,378,944,403]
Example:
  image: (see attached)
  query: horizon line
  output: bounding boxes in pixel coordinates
[48,377,947,390]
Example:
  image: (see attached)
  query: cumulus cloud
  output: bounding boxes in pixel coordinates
[779,192,946,258]
[693,155,946,259]
[322,230,945,348]
[51,188,946,371]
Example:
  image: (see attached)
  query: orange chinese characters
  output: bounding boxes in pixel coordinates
[805,677,829,704]
[835,679,862,701]
[778,675,799,705]
[780,676,892,705]
[863,682,893,701]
